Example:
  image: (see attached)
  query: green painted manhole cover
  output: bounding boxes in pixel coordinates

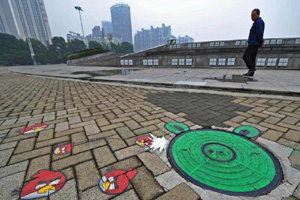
[167,129,282,196]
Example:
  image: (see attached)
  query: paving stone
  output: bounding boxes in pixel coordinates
[26,154,51,181]
[141,119,161,127]
[100,122,124,132]
[281,117,299,125]
[289,150,300,170]
[70,120,95,129]
[0,171,25,200]
[43,113,55,122]
[241,121,268,132]
[156,183,200,200]
[293,183,300,199]
[230,116,246,123]
[278,138,300,151]
[283,130,300,142]
[71,131,87,143]
[79,186,112,200]
[1,118,17,126]
[282,197,298,200]
[93,145,117,168]
[106,134,127,151]
[37,128,54,142]
[55,121,69,132]
[2,131,38,143]
[278,122,300,131]
[114,145,141,160]
[261,130,284,141]
[131,166,164,200]
[138,152,170,176]
[111,189,139,200]
[52,151,93,170]
[155,169,187,191]
[259,122,288,132]
[116,126,135,139]
[36,135,69,148]
[100,157,142,175]
[14,137,36,154]
[264,116,282,124]
[68,115,82,124]
[73,138,106,154]
[50,179,78,200]
[133,125,158,135]
[96,117,110,126]
[61,167,75,180]
[84,123,100,135]
[0,141,17,151]
[88,130,117,141]
[0,148,14,166]
[125,120,141,130]
[75,160,100,192]
[131,114,146,122]
[55,127,84,137]
[0,160,28,179]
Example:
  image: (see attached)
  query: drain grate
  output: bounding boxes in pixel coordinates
[168,129,282,196]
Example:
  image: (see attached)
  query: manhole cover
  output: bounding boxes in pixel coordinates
[168,129,282,196]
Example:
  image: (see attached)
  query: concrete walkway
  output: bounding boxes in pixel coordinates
[8,64,300,95]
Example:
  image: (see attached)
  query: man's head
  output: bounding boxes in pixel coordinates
[251,8,260,21]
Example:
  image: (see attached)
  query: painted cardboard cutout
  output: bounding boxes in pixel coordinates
[54,143,75,155]
[20,123,48,135]
[99,168,137,195]
[20,170,66,199]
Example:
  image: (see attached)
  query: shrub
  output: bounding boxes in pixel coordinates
[67,48,109,60]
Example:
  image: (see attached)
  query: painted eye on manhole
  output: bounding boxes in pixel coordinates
[209,149,214,153]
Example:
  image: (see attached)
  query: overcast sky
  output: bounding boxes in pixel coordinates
[44,0,300,42]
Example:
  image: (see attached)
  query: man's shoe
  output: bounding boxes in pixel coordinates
[243,70,255,77]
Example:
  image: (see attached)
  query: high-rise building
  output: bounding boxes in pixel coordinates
[101,21,113,37]
[110,3,133,44]
[0,0,52,46]
[134,24,172,52]
[92,26,101,37]
[177,35,194,44]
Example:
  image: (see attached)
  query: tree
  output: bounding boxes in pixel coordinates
[120,42,133,53]
[67,39,86,53]
[88,41,103,49]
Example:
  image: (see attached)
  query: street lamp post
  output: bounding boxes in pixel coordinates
[74,6,87,47]
[24,29,37,66]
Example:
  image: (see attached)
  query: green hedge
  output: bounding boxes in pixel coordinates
[67,48,109,60]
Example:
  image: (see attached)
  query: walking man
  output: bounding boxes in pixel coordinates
[243,8,265,76]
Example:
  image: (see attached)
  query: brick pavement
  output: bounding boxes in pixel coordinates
[0,71,299,200]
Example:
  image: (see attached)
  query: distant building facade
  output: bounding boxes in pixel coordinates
[92,26,101,37]
[134,24,172,52]
[110,3,133,44]
[67,31,84,42]
[177,35,194,43]
[0,0,52,46]
[101,21,113,37]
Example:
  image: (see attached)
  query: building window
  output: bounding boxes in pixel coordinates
[264,40,270,45]
[176,44,181,48]
[169,45,173,49]
[192,44,196,48]
[256,58,266,66]
[197,43,201,47]
[143,59,148,66]
[188,44,192,48]
[172,59,178,66]
[179,59,185,66]
[296,39,300,44]
[235,41,241,45]
[153,59,159,66]
[129,60,133,66]
[209,58,217,66]
[277,39,283,44]
[210,42,214,47]
[215,42,219,47]
[120,60,125,65]
[278,58,289,67]
[148,59,153,66]
[124,60,129,65]
[267,58,277,67]
[186,59,192,65]
[270,39,276,44]
[220,42,224,46]
[227,58,235,66]
[218,58,226,66]
[241,41,247,45]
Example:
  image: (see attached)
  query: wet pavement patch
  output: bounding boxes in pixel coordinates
[205,74,257,83]
[71,69,141,77]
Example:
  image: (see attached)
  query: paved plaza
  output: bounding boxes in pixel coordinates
[0,67,300,200]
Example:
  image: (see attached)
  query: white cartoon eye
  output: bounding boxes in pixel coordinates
[35,183,46,189]
[108,177,114,182]
[49,178,60,186]
[102,176,107,182]
[62,147,66,151]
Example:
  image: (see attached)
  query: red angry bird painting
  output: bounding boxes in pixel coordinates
[20,123,48,135]
[136,134,154,147]
[99,168,137,195]
[20,170,66,199]
[54,143,75,155]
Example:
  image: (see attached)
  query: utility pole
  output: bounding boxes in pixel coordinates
[24,29,37,66]
[75,6,87,48]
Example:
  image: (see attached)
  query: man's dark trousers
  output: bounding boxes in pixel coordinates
[243,45,260,71]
